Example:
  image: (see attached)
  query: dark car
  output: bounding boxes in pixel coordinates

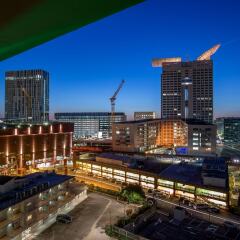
[56,214,72,224]
[207,207,220,214]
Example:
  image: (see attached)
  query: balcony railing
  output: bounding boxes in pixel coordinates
[158,183,174,188]
[196,192,226,200]
[175,187,195,194]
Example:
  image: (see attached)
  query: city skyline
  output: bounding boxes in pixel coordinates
[0,0,240,118]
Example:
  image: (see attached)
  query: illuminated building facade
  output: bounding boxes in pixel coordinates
[0,123,73,174]
[134,112,156,120]
[0,172,87,239]
[112,119,216,155]
[74,153,228,208]
[5,70,49,123]
[54,112,126,139]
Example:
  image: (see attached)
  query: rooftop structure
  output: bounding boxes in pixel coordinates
[159,163,202,186]
[152,44,220,67]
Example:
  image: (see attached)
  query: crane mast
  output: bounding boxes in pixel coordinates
[110,79,125,124]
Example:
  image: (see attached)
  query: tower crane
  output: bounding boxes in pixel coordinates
[110,79,125,121]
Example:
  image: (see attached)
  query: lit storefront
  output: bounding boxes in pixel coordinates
[75,158,229,208]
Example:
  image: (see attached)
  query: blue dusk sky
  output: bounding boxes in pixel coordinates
[0,0,240,119]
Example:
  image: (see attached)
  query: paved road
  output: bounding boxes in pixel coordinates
[35,192,127,240]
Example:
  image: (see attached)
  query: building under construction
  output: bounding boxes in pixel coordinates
[5,70,49,123]
[153,44,220,123]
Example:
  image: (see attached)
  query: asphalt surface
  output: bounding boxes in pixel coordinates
[34,192,127,240]
[149,195,240,228]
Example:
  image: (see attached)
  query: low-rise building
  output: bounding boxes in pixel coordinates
[134,112,156,121]
[0,172,87,240]
[112,119,216,156]
[0,122,73,175]
[74,153,228,208]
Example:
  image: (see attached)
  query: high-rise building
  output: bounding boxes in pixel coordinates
[54,112,126,139]
[152,45,220,123]
[134,111,156,120]
[216,117,240,147]
[5,70,49,123]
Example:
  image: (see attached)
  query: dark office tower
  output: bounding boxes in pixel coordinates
[5,70,49,123]
[152,44,220,123]
[216,117,240,147]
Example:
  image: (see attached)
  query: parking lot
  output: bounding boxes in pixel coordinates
[34,192,128,240]
[124,208,240,240]
[146,191,240,227]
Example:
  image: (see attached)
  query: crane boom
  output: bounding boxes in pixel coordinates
[110,79,125,101]
[197,44,220,61]
[110,79,125,131]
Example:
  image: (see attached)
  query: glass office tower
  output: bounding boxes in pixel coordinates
[5,70,49,123]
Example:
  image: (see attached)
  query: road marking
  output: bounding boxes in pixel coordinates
[83,196,112,240]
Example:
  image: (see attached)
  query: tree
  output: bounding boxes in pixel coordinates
[120,184,145,204]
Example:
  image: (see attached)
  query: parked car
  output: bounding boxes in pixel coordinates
[183,199,193,207]
[193,203,209,210]
[206,224,218,233]
[223,221,236,229]
[56,214,72,224]
[207,207,220,214]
